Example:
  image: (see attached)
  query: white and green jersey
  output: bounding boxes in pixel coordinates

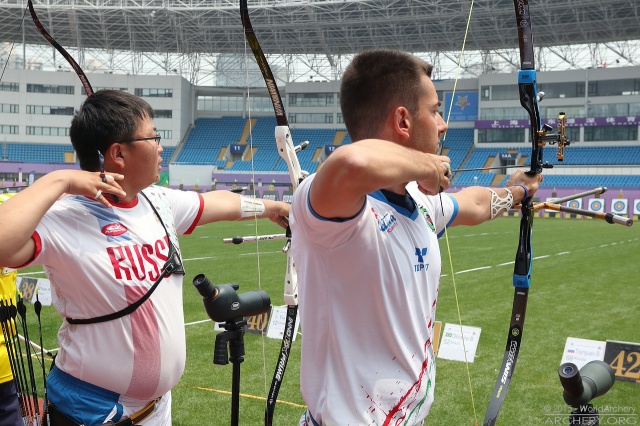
[291,176,458,425]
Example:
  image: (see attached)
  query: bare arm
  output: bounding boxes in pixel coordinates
[0,169,126,268]
[199,190,289,228]
[310,139,451,219]
[450,170,543,227]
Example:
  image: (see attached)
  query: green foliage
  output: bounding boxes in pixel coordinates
[19,216,640,425]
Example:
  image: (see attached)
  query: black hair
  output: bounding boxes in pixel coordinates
[340,49,433,141]
[70,90,155,171]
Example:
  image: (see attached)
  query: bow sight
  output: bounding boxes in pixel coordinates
[536,102,570,166]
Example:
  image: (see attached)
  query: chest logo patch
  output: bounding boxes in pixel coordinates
[102,223,128,237]
[414,247,429,272]
[419,205,436,232]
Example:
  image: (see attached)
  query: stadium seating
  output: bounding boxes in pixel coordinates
[177,116,348,173]
[174,117,246,164]
[453,145,640,187]
[4,119,639,188]
[4,142,175,166]
[442,129,474,170]
[5,143,74,163]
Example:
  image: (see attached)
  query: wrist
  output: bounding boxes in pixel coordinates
[239,195,266,218]
[513,184,529,202]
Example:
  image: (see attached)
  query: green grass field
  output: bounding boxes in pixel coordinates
[18,215,640,425]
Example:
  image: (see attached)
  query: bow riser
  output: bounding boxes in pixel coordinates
[518,76,543,175]
[276,127,304,194]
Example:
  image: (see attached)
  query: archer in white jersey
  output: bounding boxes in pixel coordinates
[293,176,457,425]
[0,90,290,425]
[292,50,542,426]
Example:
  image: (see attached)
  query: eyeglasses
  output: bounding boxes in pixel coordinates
[127,133,161,145]
[97,150,107,183]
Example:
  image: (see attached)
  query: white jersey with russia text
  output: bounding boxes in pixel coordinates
[291,177,458,426]
[27,185,203,401]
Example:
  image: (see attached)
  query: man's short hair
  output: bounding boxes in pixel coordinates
[70,90,155,171]
[340,49,433,141]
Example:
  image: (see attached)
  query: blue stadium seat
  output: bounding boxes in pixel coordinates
[6,143,74,163]
[179,116,349,173]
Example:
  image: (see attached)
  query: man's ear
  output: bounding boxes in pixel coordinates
[392,106,411,142]
[105,143,126,170]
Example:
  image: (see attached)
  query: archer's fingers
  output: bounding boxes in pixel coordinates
[277,216,289,230]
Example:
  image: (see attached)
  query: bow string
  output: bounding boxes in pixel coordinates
[239,2,307,425]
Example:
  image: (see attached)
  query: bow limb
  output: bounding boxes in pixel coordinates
[27,0,93,96]
[483,1,544,423]
[240,2,306,425]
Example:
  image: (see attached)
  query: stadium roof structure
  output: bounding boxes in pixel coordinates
[0,0,639,84]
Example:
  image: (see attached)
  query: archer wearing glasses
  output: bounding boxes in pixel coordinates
[128,133,162,145]
[0,89,291,426]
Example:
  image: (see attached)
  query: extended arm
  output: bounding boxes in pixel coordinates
[450,170,543,227]
[199,191,289,227]
[311,139,451,219]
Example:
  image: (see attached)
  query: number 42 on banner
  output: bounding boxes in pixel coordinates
[605,340,640,383]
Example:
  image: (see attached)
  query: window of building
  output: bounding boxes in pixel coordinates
[480,107,528,120]
[481,86,490,101]
[588,78,640,97]
[337,113,344,124]
[289,93,334,107]
[587,103,629,117]
[0,83,19,92]
[248,97,273,112]
[484,85,519,101]
[196,95,272,113]
[82,87,128,96]
[0,104,19,113]
[26,105,74,115]
[544,106,586,119]
[0,125,18,134]
[27,84,74,95]
[154,110,173,118]
[537,82,582,98]
[477,128,525,143]
[198,95,243,112]
[158,130,172,140]
[289,113,333,124]
[566,127,581,143]
[26,126,70,136]
[134,88,173,98]
[583,125,637,142]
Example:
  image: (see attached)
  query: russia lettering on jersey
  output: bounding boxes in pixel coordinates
[107,235,170,282]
